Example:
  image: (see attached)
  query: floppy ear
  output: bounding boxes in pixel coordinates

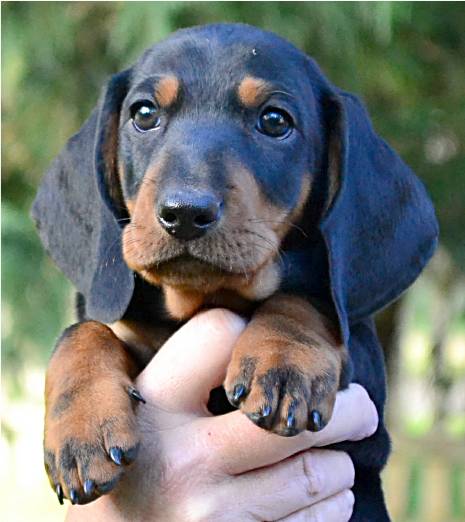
[319,91,438,342]
[31,69,135,324]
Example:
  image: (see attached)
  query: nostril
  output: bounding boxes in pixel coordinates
[194,213,216,227]
[161,211,178,225]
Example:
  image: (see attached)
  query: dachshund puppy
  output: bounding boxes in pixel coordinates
[32,24,438,520]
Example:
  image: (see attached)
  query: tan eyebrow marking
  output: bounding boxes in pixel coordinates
[237,76,272,108]
[155,75,180,108]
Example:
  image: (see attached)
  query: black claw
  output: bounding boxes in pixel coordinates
[262,404,272,417]
[122,443,140,464]
[286,409,296,430]
[56,484,64,505]
[309,410,323,432]
[232,384,246,405]
[83,479,95,496]
[109,446,123,466]
[128,387,146,404]
[247,404,273,429]
[69,489,78,505]
[97,476,120,494]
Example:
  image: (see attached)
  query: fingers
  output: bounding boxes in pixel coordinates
[228,449,354,522]
[204,383,378,474]
[278,490,354,522]
[136,309,246,413]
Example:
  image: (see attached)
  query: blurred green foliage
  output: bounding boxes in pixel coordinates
[2,2,465,387]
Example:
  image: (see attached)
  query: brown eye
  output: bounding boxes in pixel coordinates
[257,108,293,138]
[131,101,160,132]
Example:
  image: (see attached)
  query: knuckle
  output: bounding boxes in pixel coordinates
[340,452,355,488]
[194,308,245,335]
[339,490,355,520]
[366,400,380,436]
[300,453,323,496]
[360,400,379,439]
[350,385,379,440]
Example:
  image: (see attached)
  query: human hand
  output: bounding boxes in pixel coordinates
[66,309,378,521]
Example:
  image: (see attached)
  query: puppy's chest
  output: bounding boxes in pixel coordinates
[160,280,263,322]
[111,288,259,367]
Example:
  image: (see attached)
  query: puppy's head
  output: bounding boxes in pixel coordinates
[32,24,438,331]
[118,26,317,316]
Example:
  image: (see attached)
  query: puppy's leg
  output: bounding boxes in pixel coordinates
[44,321,143,505]
[224,294,348,436]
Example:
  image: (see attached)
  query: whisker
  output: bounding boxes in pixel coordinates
[97,235,128,272]
[246,218,308,238]
[230,237,250,283]
[227,227,284,267]
[247,230,285,267]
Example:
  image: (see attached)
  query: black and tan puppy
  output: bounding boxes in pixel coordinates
[32,24,438,520]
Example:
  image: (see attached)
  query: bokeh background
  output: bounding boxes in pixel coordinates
[2,2,465,521]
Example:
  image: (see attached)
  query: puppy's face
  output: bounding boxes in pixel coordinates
[120,29,320,317]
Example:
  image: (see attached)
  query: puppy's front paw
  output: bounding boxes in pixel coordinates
[224,296,346,437]
[225,347,340,436]
[43,321,143,505]
[44,379,144,505]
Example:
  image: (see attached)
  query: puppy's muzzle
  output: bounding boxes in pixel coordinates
[157,190,223,240]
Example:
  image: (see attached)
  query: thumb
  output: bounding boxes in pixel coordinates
[136,308,246,414]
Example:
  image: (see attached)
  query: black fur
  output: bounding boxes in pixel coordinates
[32,24,438,520]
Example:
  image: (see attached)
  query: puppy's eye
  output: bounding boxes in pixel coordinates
[257,108,293,138]
[130,101,160,132]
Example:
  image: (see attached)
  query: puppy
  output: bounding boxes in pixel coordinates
[32,24,438,519]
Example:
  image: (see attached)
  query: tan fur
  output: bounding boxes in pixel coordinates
[109,320,173,361]
[324,121,342,213]
[237,260,281,300]
[155,75,180,108]
[122,154,312,318]
[123,156,310,319]
[103,111,125,208]
[224,294,346,435]
[163,287,205,318]
[291,175,311,223]
[122,160,163,273]
[237,76,271,107]
[44,322,140,497]
[125,198,135,215]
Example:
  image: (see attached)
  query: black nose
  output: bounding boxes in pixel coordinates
[157,192,223,240]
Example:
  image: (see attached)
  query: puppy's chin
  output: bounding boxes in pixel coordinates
[136,258,281,320]
[138,256,239,291]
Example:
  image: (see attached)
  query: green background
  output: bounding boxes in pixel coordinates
[2,3,464,521]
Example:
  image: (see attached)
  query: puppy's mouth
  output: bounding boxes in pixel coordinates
[155,255,241,277]
[139,251,259,293]
[139,248,281,319]
[123,221,280,289]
